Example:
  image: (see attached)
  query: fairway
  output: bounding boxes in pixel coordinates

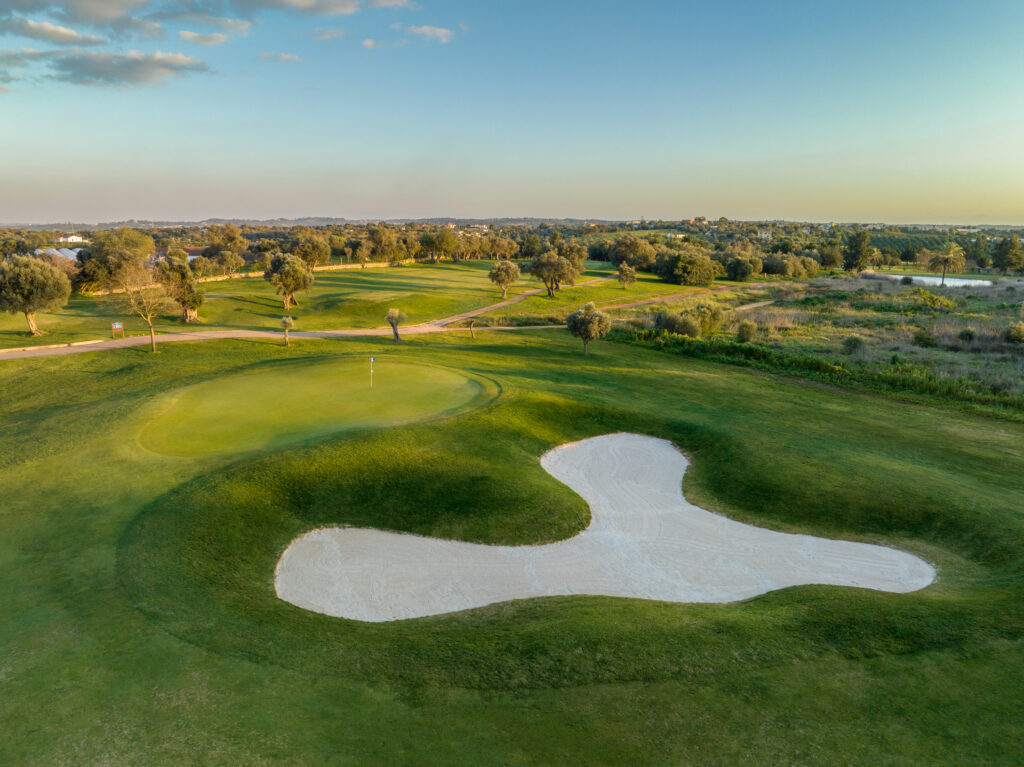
[140,358,491,457]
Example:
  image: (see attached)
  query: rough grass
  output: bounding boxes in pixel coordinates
[1,331,1022,764]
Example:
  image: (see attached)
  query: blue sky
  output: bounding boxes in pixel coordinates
[1,0,1023,223]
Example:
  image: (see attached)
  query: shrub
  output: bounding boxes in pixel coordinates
[726,257,755,281]
[842,335,865,355]
[913,329,937,347]
[799,256,819,276]
[958,327,977,342]
[736,320,757,343]
[900,275,914,285]
[655,252,717,286]
[653,311,700,337]
[1005,322,1024,344]
[687,301,725,334]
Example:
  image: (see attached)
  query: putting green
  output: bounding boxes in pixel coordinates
[139,358,492,458]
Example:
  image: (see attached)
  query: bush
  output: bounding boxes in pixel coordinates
[653,311,700,337]
[687,301,724,334]
[1005,322,1024,344]
[736,320,757,343]
[799,256,819,276]
[762,255,805,277]
[900,275,914,285]
[913,329,937,347]
[842,335,865,355]
[958,327,977,342]
[655,252,717,286]
[726,257,755,282]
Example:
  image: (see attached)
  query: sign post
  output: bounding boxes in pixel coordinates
[111,321,124,339]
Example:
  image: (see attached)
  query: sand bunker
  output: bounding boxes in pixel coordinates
[275,433,935,621]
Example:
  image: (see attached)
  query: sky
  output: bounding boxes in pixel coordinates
[1,0,1023,225]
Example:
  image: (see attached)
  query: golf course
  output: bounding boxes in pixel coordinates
[2,272,1023,764]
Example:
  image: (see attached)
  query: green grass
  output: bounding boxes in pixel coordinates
[139,358,494,458]
[1,331,1022,764]
[0,262,518,349]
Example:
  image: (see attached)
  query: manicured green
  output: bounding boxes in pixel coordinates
[140,358,492,457]
[1,330,1022,765]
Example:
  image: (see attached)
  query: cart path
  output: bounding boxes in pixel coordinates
[0,278,775,361]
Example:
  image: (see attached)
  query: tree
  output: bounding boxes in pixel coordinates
[116,264,171,353]
[157,247,204,323]
[75,228,154,292]
[612,234,657,269]
[281,316,294,347]
[0,256,72,335]
[385,308,405,343]
[519,233,544,260]
[965,234,989,266]
[263,253,314,310]
[617,262,637,289]
[566,302,612,355]
[530,250,579,297]
[420,229,457,262]
[291,234,330,267]
[489,260,520,298]
[819,240,843,267]
[655,251,717,286]
[843,230,871,272]
[927,242,966,287]
[726,257,754,281]
[217,250,245,274]
[900,243,920,264]
[202,223,248,261]
[992,235,1023,274]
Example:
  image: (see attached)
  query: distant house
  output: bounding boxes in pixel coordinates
[57,234,87,244]
[757,229,772,240]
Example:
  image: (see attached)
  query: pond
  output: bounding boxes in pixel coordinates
[863,271,994,288]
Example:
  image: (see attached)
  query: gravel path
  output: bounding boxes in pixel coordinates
[275,433,935,621]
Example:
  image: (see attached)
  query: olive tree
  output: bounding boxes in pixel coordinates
[566,302,612,355]
[0,255,72,335]
[530,250,579,297]
[115,264,172,353]
[157,248,203,323]
[617,263,637,289]
[489,260,520,298]
[386,308,406,343]
[281,316,294,347]
[264,253,314,310]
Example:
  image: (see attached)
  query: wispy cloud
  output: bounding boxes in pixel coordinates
[312,27,344,41]
[51,49,207,86]
[368,0,417,8]
[406,25,453,44]
[261,51,302,62]
[179,29,228,45]
[361,38,376,49]
[0,16,106,46]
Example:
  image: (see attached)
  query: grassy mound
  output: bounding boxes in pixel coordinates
[138,357,494,457]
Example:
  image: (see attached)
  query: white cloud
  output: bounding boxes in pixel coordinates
[261,51,301,62]
[361,37,375,48]
[0,16,106,45]
[367,0,417,8]
[312,27,344,41]
[406,25,453,44]
[50,49,206,86]
[179,29,228,45]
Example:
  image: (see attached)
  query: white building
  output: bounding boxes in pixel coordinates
[57,234,87,244]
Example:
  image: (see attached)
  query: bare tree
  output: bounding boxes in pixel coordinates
[117,264,171,353]
[386,308,406,343]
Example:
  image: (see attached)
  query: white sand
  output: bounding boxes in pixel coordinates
[275,433,935,621]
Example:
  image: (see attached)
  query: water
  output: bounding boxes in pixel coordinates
[867,272,994,288]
